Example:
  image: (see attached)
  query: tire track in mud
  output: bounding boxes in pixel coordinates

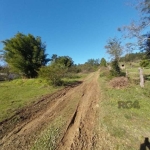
[0,71,100,150]
[57,71,100,150]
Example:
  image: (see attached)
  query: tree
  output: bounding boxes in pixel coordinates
[50,55,74,68]
[100,58,107,67]
[105,38,123,77]
[55,56,74,68]
[2,33,50,78]
[140,33,150,59]
[39,55,74,85]
[110,59,121,76]
[85,59,100,66]
[0,50,4,62]
[50,54,58,63]
[119,0,150,51]
[105,38,123,61]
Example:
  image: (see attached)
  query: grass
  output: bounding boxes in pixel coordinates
[31,116,65,150]
[62,73,88,86]
[30,73,88,150]
[0,78,61,122]
[31,90,81,150]
[97,69,150,149]
[0,73,87,122]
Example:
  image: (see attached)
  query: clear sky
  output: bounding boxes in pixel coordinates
[0,0,138,64]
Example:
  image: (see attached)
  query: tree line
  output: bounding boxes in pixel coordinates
[0,32,107,84]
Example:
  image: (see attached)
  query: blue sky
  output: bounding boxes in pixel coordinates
[0,0,138,64]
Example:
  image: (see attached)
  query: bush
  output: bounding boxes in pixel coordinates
[38,64,67,86]
[140,59,150,68]
[99,60,125,80]
[100,58,107,67]
[111,59,121,75]
[100,67,110,77]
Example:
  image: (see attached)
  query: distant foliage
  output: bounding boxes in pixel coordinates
[119,52,145,62]
[100,58,107,67]
[110,59,121,77]
[50,54,74,68]
[140,59,150,68]
[85,59,100,66]
[38,63,68,86]
[77,58,100,72]
[2,33,50,78]
[140,33,150,59]
[39,55,75,86]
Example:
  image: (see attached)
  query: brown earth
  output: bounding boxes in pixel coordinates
[0,71,100,150]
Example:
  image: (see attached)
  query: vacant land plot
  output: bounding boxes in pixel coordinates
[0,69,150,150]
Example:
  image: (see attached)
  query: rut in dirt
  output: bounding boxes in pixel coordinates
[57,71,100,150]
[0,71,100,150]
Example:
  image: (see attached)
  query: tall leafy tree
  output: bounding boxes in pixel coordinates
[2,33,50,78]
[105,38,123,76]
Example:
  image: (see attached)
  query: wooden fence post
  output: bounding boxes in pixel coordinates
[138,68,144,88]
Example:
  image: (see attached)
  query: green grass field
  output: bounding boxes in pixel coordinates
[0,78,61,122]
[97,67,150,149]
[0,73,87,122]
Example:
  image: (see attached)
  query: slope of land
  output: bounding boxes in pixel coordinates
[0,71,100,150]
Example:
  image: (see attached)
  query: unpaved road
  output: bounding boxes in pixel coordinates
[0,71,100,150]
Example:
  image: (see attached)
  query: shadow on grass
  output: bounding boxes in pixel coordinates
[140,137,150,150]
[62,80,83,88]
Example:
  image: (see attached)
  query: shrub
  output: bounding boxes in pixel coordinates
[107,59,122,78]
[140,59,150,68]
[38,64,67,86]
[100,58,107,67]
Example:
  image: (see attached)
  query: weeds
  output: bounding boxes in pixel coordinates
[31,116,65,150]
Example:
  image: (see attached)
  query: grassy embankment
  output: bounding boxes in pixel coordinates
[0,73,87,122]
[96,64,150,150]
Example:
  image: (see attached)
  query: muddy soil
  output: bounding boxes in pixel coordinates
[0,71,100,150]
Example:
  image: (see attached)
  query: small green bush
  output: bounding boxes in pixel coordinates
[38,64,67,86]
[111,59,121,76]
[140,59,150,68]
[100,58,107,67]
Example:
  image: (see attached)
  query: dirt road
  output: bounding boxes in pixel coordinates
[0,71,100,150]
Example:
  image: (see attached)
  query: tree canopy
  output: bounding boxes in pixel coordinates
[2,33,50,78]
[140,33,150,59]
[85,59,99,66]
[105,38,123,61]
[50,54,74,68]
